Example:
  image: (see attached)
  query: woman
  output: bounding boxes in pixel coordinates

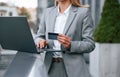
[35,0,95,77]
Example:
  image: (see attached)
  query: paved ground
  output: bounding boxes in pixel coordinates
[0,51,16,77]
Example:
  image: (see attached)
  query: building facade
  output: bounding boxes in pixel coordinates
[0,2,18,16]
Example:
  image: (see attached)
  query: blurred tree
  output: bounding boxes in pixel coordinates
[94,0,120,43]
[19,7,31,19]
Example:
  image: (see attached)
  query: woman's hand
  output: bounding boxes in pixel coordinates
[36,39,48,49]
[58,34,71,49]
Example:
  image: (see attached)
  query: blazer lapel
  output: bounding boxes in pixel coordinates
[49,7,58,32]
[47,7,58,48]
[63,6,78,34]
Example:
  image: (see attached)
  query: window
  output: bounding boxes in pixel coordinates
[9,12,12,16]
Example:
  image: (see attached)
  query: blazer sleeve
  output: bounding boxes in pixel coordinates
[68,8,95,54]
[34,10,46,44]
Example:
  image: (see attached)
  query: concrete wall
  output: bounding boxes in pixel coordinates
[90,43,120,77]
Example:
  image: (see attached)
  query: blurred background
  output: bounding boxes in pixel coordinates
[0,0,120,77]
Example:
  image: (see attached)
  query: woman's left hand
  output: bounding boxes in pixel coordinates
[58,34,71,49]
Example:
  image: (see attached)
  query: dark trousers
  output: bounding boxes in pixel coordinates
[48,61,68,77]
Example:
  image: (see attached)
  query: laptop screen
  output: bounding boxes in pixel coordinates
[0,17,38,53]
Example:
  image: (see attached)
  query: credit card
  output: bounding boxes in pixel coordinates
[48,32,58,40]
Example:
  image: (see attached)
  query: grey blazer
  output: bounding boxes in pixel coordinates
[36,5,95,77]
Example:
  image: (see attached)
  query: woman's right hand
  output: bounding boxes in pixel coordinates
[36,39,48,49]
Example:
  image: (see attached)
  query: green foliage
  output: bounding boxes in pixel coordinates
[94,0,120,43]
